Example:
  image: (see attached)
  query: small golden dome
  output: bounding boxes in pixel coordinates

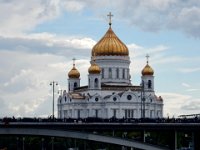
[92,27,129,56]
[142,64,154,76]
[68,66,80,78]
[88,63,101,74]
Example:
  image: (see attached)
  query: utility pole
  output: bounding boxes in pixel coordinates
[50,81,58,119]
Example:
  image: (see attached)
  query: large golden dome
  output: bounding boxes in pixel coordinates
[88,63,101,74]
[142,64,154,76]
[92,27,129,56]
[68,66,80,78]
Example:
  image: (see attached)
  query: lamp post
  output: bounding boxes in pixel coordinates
[141,81,145,118]
[50,81,58,119]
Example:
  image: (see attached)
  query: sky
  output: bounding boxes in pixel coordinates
[0,0,200,118]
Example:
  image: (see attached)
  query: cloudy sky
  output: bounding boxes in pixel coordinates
[0,0,200,118]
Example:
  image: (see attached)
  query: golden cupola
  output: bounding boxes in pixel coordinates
[68,61,80,78]
[142,55,154,76]
[92,26,129,56]
[88,60,101,74]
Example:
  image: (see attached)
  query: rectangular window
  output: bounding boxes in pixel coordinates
[150,110,154,118]
[77,110,81,118]
[125,109,134,118]
[125,110,127,118]
[116,68,119,78]
[64,110,68,118]
[109,68,112,78]
[131,110,134,118]
[113,109,117,118]
[102,68,104,78]
[95,109,98,118]
[128,110,130,118]
[123,69,125,79]
[157,110,160,118]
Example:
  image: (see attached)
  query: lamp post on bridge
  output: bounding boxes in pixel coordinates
[50,81,58,119]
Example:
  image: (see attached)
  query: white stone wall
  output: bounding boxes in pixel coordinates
[68,78,80,92]
[88,74,101,90]
[141,75,154,91]
[58,89,163,119]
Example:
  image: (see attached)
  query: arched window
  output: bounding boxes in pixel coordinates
[68,83,70,91]
[116,68,119,78]
[122,69,125,79]
[102,68,104,78]
[94,78,99,88]
[74,82,77,88]
[148,80,152,88]
[109,68,112,78]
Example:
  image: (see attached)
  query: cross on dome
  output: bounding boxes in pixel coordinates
[146,54,150,64]
[72,58,76,67]
[107,12,113,26]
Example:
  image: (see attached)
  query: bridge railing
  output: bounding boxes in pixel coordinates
[1,116,200,124]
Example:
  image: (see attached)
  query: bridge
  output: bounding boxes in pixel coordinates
[0,121,200,150]
[0,127,168,150]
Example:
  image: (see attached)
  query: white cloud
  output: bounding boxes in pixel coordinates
[179,67,200,73]
[0,34,93,117]
[0,0,60,35]
[0,0,200,38]
[0,33,96,58]
[63,0,85,12]
[181,99,200,111]
[181,83,200,92]
[159,92,200,117]
[61,0,200,38]
[186,89,200,92]
[182,83,191,88]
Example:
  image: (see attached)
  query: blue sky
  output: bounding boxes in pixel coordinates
[0,0,199,117]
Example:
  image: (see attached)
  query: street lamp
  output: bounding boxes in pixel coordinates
[50,81,58,119]
[141,81,145,118]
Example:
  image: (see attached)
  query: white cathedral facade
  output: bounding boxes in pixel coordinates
[57,16,163,119]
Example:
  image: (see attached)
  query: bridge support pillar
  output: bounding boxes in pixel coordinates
[169,130,177,150]
[141,130,146,143]
[194,131,200,150]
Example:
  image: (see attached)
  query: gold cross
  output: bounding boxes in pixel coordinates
[107,12,113,26]
[146,54,150,64]
[72,58,76,67]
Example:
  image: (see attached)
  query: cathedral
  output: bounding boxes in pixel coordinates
[57,13,163,119]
